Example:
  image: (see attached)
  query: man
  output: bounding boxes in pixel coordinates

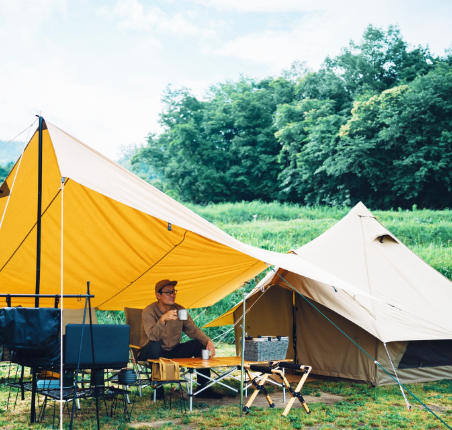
[138,279,223,399]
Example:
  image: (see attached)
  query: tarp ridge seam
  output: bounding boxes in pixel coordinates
[97,230,189,309]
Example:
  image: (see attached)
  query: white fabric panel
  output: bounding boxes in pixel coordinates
[256,202,452,343]
[46,122,378,301]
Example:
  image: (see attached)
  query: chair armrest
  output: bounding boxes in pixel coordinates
[130,344,141,350]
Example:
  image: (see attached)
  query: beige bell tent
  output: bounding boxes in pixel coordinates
[205,203,452,385]
[0,121,378,310]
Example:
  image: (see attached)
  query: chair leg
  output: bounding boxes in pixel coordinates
[243,372,274,414]
[281,366,311,417]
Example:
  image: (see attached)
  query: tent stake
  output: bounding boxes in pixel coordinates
[240,287,246,417]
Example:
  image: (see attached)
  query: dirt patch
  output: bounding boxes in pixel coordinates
[416,404,449,413]
[129,419,197,429]
[191,390,343,409]
[128,390,343,428]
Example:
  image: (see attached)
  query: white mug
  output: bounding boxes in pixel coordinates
[201,349,210,360]
[178,309,188,320]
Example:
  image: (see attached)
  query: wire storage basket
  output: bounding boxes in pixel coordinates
[241,336,289,361]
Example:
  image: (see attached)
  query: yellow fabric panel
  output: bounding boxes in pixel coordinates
[0,168,266,309]
[203,286,262,327]
[0,129,63,307]
[203,305,238,328]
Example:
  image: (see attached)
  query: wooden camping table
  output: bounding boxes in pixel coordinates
[148,356,292,411]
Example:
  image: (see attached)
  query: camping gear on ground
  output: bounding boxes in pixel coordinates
[90,369,105,387]
[147,356,293,412]
[151,358,181,381]
[201,349,210,360]
[64,324,129,370]
[205,202,452,387]
[118,368,138,386]
[239,361,311,417]
[178,309,188,320]
[0,292,97,427]
[2,347,10,361]
[0,307,61,369]
[241,336,289,361]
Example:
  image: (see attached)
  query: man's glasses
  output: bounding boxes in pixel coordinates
[160,290,177,296]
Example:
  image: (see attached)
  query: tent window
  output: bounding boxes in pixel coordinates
[398,340,452,369]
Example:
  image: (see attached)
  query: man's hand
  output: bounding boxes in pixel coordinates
[206,340,216,358]
[160,310,178,325]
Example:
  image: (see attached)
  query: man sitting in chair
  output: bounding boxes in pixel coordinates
[138,279,223,399]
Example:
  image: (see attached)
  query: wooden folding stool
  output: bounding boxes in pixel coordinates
[240,362,312,417]
[271,362,312,416]
[240,365,276,414]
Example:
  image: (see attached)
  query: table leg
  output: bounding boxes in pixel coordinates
[189,369,193,412]
[30,369,37,423]
[282,367,286,403]
[245,371,248,397]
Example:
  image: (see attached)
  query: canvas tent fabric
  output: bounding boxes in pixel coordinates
[205,204,452,385]
[0,122,376,311]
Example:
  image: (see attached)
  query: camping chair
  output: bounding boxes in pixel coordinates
[37,308,99,420]
[124,307,152,395]
[240,362,312,417]
[63,308,98,389]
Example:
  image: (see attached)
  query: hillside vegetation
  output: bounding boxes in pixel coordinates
[131,25,452,209]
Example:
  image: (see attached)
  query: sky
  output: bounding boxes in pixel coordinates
[0,0,451,160]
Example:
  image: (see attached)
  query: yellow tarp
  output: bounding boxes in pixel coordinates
[0,122,379,311]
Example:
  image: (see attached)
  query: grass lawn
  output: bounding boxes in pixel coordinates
[1,343,451,429]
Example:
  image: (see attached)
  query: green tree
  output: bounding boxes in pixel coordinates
[0,162,13,184]
[133,78,293,203]
[275,99,346,203]
[303,64,452,208]
[325,24,436,97]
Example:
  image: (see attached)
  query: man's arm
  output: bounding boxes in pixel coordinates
[182,311,215,356]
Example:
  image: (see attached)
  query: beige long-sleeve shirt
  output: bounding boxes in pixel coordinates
[139,302,210,351]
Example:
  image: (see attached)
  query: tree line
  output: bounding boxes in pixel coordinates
[99,26,451,209]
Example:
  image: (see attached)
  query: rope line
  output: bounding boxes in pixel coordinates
[212,284,270,347]
[267,265,452,430]
[0,182,67,274]
[0,126,34,232]
[0,119,37,152]
[384,341,411,410]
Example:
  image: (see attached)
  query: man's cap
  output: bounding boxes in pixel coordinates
[155,279,178,295]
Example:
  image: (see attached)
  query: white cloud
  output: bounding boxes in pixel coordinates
[0,60,165,159]
[101,0,216,41]
[211,0,452,71]
[0,0,66,41]
[191,0,347,13]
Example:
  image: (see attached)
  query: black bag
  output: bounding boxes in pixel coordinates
[0,307,61,368]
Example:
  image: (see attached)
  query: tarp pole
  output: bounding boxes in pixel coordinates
[60,177,65,430]
[35,116,43,308]
[240,287,246,417]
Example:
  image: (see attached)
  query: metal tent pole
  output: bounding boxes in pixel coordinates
[31,115,44,424]
[240,287,246,417]
[35,115,43,307]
